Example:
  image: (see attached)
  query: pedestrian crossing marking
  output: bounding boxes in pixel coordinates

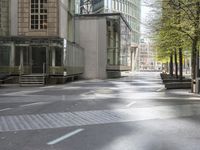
[1,104,200,132]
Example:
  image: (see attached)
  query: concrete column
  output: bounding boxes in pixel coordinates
[131,47,136,72]
[63,48,66,67]
[136,47,139,70]
[10,42,15,67]
[30,46,32,72]
[46,46,50,74]
[19,47,24,74]
[20,48,24,66]
[130,48,133,72]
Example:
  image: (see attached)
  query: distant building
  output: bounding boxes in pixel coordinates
[138,40,161,71]
[0,0,84,84]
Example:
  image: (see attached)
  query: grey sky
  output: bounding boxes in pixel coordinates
[141,0,153,38]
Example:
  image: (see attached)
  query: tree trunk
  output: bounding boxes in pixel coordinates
[191,39,198,92]
[170,51,173,77]
[179,48,183,80]
[196,50,199,77]
[174,49,178,78]
[191,2,200,92]
[166,61,169,73]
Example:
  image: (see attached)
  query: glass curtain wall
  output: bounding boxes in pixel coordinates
[107,18,120,66]
[104,0,141,44]
[120,17,131,66]
[107,16,131,66]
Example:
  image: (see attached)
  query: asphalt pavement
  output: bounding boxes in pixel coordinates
[0,72,200,150]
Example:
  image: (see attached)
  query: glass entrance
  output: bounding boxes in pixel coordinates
[31,47,46,74]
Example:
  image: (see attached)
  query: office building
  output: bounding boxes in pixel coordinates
[79,0,141,71]
[0,0,84,85]
[75,13,132,78]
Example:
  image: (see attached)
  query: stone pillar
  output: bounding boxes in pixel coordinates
[52,47,56,67]
[19,47,24,74]
[20,48,24,66]
[130,48,134,72]
[131,47,137,72]
[10,42,15,67]
[46,46,49,74]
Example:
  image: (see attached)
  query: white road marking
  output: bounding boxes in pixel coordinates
[40,86,55,89]
[20,102,48,107]
[156,87,165,92]
[2,90,42,96]
[47,128,84,145]
[0,108,12,112]
[126,101,137,108]
[62,87,81,90]
[80,91,95,97]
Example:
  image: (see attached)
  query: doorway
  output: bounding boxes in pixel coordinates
[31,47,46,74]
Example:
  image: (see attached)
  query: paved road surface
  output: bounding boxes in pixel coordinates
[0,72,200,150]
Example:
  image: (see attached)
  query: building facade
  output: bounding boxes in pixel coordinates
[0,0,9,36]
[76,0,141,71]
[79,0,141,44]
[0,0,84,84]
[104,0,141,72]
[103,0,141,45]
[138,40,161,71]
[79,0,141,71]
[75,13,131,79]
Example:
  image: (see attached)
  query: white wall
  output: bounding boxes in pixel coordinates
[76,17,107,79]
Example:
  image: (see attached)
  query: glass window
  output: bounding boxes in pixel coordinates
[31,0,47,30]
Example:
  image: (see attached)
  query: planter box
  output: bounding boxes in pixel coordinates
[165,82,191,89]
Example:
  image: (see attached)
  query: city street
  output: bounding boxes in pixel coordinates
[1,72,200,150]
